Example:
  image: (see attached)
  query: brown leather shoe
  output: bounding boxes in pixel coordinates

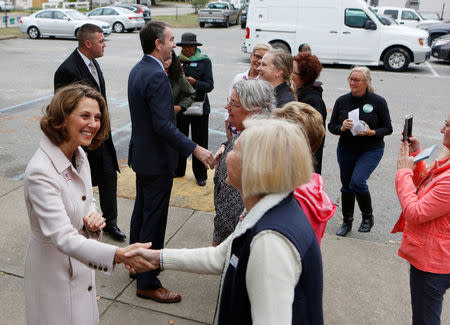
[136,287,181,303]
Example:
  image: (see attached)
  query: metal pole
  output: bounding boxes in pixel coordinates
[5,9,8,28]
[176,5,178,20]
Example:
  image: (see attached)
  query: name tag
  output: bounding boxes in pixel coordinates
[230,254,239,268]
[190,62,198,67]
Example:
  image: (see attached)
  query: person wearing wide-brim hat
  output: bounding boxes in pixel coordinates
[175,32,214,187]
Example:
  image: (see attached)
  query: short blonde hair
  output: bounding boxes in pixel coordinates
[239,118,312,198]
[252,42,272,54]
[272,102,325,154]
[349,66,374,93]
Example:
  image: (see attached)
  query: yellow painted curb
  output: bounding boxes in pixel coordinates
[114,160,215,213]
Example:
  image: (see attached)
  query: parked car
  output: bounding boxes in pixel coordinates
[19,9,112,39]
[419,12,441,21]
[431,34,450,61]
[418,21,450,45]
[111,4,151,23]
[378,14,398,25]
[198,2,240,28]
[244,0,431,72]
[0,1,13,11]
[87,6,144,33]
[241,4,247,29]
[372,6,439,27]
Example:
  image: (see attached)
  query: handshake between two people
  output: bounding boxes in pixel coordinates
[114,243,160,274]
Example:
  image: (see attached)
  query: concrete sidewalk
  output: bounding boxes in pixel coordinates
[1,172,449,324]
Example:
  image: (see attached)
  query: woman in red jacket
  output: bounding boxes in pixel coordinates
[393,114,450,325]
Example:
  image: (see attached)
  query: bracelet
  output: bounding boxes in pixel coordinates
[160,249,164,271]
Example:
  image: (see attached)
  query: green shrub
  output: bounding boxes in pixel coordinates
[192,0,208,13]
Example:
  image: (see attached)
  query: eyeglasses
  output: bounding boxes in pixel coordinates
[348,78,362,83]
[227,97,241,108]
[252,53,263,60]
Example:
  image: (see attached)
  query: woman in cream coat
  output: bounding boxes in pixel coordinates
[24,84,152,325]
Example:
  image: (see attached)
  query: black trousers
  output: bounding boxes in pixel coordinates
[175,114,209,181]
[96,171,118,227]
[130,173,173,290]
[410,264,450,325]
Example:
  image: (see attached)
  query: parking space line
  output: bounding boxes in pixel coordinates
[0,95,52,114]
[425,61,440,77]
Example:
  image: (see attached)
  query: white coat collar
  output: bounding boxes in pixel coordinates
[40,136,86,174]
[232,191,292,239]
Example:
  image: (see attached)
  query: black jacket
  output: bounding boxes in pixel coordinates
[54,49,119,183]
[128,55,196,176]
[181,57,214,115]
[328,91,393,152]
[275,82,296,107]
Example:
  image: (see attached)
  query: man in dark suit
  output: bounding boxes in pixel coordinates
[128,21,214,302]
[54,23,126,241]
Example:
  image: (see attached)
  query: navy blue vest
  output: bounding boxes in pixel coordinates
[218,194,323,325]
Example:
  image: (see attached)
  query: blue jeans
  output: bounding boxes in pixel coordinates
[410,265,450,325]
[336,146,384,193]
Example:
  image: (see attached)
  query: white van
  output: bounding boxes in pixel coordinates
[373,7,440,27]
[242,0,431,71]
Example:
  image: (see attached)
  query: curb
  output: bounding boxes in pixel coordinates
[0,35,17,40]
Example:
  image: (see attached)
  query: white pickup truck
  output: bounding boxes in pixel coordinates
[198,2,240,28]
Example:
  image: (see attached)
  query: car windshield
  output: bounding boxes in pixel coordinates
[66,10,86,20]
[208,3,228,9]
[368,7,387,25]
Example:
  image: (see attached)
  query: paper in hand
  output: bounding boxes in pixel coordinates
[348,108,366,136]
[414,145,437,163]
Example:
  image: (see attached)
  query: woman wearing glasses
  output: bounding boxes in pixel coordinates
[212,79,275,246]
[328,66,392,237]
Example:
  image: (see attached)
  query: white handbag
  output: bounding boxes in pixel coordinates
[183,100,204,116]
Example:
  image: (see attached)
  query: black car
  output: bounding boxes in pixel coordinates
[431,34,450,61]
[241,5,247,29]
[418,20,450,45]
[111,4,151,24]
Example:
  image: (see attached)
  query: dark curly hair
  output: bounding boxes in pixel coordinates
[40,83,110,150]
[167,50,184,83]
[293,53,322,86]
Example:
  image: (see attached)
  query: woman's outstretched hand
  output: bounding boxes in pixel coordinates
[114,243,157,273]
[124,248,161,275]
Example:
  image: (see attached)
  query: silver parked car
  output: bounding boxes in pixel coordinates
[198,2,240,28]
[19,9,112,39]
[87,6,145,33]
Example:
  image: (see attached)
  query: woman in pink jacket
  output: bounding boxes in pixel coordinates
[393,114,450,325]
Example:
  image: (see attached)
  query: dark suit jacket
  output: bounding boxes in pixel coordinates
[127,55,196,176]
[54,49,119,183]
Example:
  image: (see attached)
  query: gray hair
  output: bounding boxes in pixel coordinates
[233,79,275,115]
[349,66,374,93]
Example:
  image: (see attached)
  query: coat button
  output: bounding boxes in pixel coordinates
[88,286,92,291]
[88,263,93,267]
[82,195,86,201]
[103,267,108,272]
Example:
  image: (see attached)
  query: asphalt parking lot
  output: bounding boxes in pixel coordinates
[1,25,450,244]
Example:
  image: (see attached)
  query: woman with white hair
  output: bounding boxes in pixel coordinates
[212,79,275,245]
[328,66,393,237]
[125,118,324,325]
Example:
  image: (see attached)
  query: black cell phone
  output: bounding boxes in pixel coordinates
[403,114,413,142]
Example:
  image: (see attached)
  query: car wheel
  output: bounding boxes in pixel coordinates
[270,41,290,53]
[224,17,229,28]
[200,22,205,28]
[383,47,410,72]
[113,22,124,33]
[27,26,40,39]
